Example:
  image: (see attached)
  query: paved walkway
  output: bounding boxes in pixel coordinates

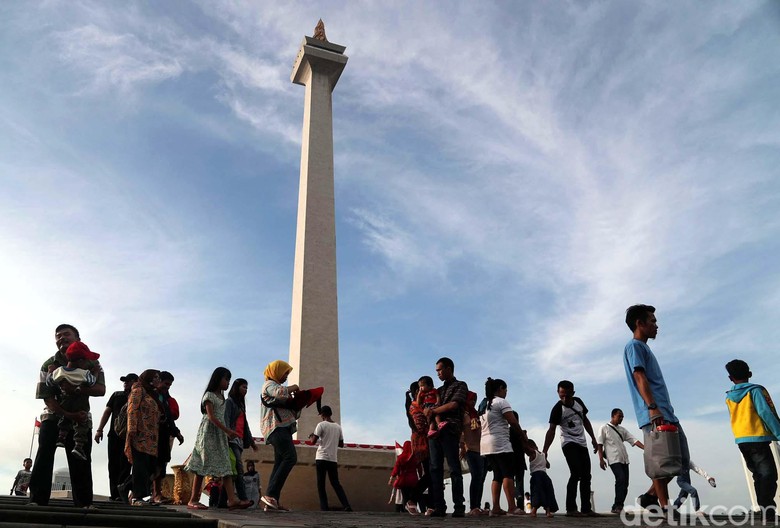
[173,506,763,528]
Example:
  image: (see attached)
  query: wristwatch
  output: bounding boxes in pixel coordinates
[647,402,658,410]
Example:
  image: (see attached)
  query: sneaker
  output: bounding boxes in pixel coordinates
[72,446,88,461]
[639,493,660,509]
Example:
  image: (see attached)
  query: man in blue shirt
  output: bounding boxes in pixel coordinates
[623,305,689,514]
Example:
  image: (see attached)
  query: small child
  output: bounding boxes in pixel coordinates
[47,341,100,461]
[527,439,558,518]
[418,376,446,438]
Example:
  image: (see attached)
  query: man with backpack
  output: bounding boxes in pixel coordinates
[95,373,138,501]
[596,408,644,513]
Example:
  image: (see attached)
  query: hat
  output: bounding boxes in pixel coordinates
[120,373,139,382]
[66,341,100,361]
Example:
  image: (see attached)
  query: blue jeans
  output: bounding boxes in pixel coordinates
[464,450,485,510]
[674,469,700,510]
[266,426,297,500]
[739,442,778,511]
[428,427,465,514]
[610,462,629,509]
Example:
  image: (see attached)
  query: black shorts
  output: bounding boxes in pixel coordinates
[486,452,515,482]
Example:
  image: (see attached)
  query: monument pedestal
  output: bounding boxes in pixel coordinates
[244,443,396,511]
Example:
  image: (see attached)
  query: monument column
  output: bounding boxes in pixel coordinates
[288,21,348,439]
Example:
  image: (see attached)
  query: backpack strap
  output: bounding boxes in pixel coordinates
[607,423,624,442]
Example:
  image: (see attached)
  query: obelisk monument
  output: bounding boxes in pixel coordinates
[288,20,348,439]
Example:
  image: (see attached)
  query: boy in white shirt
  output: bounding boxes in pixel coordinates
[309,406,352,511]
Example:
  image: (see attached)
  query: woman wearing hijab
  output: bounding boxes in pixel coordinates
[259,360,299,511]
[388,440,423,515]
[124,369,161,506]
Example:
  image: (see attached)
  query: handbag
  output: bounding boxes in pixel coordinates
[643,423,682,479]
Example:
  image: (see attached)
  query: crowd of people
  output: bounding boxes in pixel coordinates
[21,327,346,512]
[388,304,779,521]
[17,304,780,520]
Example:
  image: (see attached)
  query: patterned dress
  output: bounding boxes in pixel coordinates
[185,392,232,477]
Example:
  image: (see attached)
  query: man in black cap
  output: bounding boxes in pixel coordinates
[95,373,138,501]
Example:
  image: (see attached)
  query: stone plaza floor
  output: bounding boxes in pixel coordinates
[173,506,773,528]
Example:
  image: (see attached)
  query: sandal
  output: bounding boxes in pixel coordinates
[228,499,253,510]
[406,502,420,515]
[187,502,208,510]
[261,496,279,510]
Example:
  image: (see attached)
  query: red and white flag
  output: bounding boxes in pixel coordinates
[34,418,41,435]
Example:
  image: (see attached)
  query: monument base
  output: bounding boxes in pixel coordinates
[244,443,396,511]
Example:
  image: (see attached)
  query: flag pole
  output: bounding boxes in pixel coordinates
[29,419,39,459]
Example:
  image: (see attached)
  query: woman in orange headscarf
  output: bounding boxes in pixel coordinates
[259,360,299,511]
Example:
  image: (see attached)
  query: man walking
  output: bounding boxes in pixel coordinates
[425,357,468,517]
[725,359,780,522]
[596,408,644,513]
[309,405,352,511]
[29,324,105,507]
[94,372,137,501]
[543,380,599,517]
[623,304,689,515]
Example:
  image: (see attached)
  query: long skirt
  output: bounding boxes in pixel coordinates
[530,470,559,512]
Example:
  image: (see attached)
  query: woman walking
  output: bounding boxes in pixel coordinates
[185,367,251,510]
[124,369,161,506]
[225,378,258,502]
[260,360,299,511]
[480,377,529,517]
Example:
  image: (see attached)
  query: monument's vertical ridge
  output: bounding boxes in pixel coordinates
[288,24,348,439]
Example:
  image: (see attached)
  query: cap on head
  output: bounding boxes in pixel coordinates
[120,373,139,382]
[66,341,100,362]
[319,405,333,417]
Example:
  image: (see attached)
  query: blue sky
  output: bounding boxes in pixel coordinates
[2,0,780,510]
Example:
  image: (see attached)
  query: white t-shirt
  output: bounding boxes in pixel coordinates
[596,422,638,465]
[314,420,343,462]
[529,449,548,473]
[479,396,514,455]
